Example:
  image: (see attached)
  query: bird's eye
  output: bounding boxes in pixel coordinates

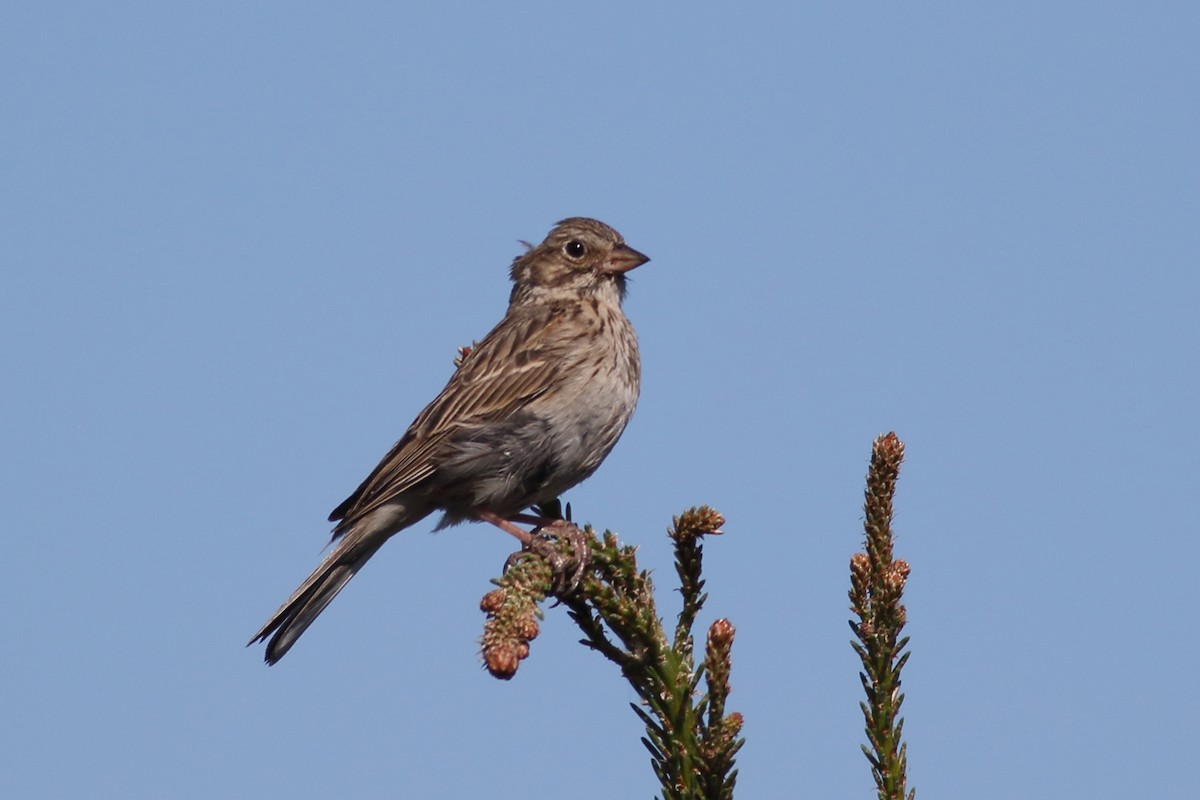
[564,240,586,259]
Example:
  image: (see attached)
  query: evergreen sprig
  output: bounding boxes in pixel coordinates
[849,432,915,800]
[480,506,741,800]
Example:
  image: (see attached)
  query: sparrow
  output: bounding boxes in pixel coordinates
[249,217,648,664]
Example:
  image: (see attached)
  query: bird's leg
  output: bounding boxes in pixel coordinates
[478,511,535,545]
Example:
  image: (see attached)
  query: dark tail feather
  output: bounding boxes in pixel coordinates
[249,533,387,665]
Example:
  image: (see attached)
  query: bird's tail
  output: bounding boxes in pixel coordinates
[248,527,390,665]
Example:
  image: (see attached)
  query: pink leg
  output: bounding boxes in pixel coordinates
[477,511,534,545]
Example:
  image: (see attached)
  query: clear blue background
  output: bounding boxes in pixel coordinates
[3,3,1196,798]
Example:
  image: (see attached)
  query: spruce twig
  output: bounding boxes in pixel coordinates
[849,432,915,800]
[479,507,741,799]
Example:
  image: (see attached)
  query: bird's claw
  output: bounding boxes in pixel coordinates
[507,519,592,598]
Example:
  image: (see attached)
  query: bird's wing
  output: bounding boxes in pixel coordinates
[328,305,573,532]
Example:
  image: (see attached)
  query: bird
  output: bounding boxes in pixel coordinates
[249,217,648,664]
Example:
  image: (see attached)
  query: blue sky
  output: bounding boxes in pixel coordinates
[2,3,1197,798]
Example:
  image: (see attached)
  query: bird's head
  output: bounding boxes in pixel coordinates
[509,217,649,305]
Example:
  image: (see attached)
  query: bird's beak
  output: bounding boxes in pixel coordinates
[603,244,650,274]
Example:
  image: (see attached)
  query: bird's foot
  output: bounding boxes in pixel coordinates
[506,519,592,597]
